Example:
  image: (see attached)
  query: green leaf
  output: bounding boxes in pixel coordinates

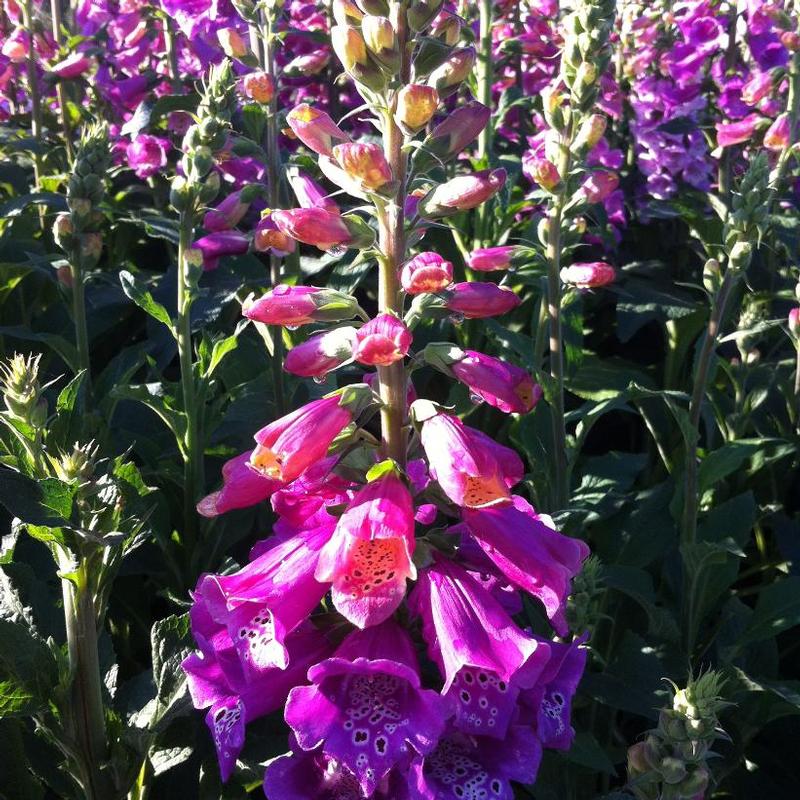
[0,470,74,527]
[241,103,267,143]
[0,618,59,716]
[150,614,193,731]
[111,383,186,446]
[738,578,800,647]
[0,326,79,373]
[48,370,89,446]
[698,441,763,494]
[0,718,45,799]
[565,355,655,401]
[120,270,175,333]
[566,731,617,776]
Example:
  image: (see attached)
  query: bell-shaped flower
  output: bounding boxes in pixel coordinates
[271,207,353,251]
[396,84,440,132]
[192,230,249,271]
[420,101,490,164]
[315,467,417,627]
[763,112,790,151]
[192,526,334,672]
[183,614,330,782]
[462,497,590,636]
[715,113,764,148]
[467,245,516,272]
[197,450,279,517]
[284,621,448,795]
[353,313,412,366]
[284,327,358,379]
[409,556,550,740]
[253,214,297,257]
[289,171,340,214]
[401,252,454,294]
[250,388,372,483]
[445,282,521,319]
[287,103,350,156]
[243,284,359,327]
[580,170,619,203]
[50,52,93,79]
[242,70,275,103]
[416,408,523,508]
[203,186,259,232]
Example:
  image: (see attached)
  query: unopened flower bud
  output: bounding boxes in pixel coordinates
[526,157,561,192]
[445,282,520,319]
[580,170,619,203]
[170,175,195,212]
[244,285,360,327]
[361,15,398,68]
[781,31,800,51]
[1,353,45,424]
[395,84,439,132]
[401,252,453,294]
[467,245,517,272]
[287,104,350,156]
[728,240,753,272]
[333,0,364,26]
[217,28,250,60]
[50,52,93,79]
[408,0,444,31]
[354,313,412,366]
[659,757,687,785]
[272,207,353,252]
[788,307,800,337]
[428,46,476,96]
[284,326,358,378]
[573,113,607,151]
[332,24,384,88]
[560,262,616,288]
[53,213,74,251]
[332,141,393,191]
[420,168,506,217]
[242,71,275,104]
[79,232,103,267]
[430,12,461,45]
[702,258,721,293]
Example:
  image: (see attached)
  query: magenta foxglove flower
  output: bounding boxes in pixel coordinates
[284,327,358,379]
[1,28,29,63]
[425,101,491,160]
[315,470,417,627]
[287,103,351,156]
[272,207,353,251]
[525,156,561,191]
[467,246,516,272]
[183,616,329,782]
[331,142,393,192]
[463,497,590,636]
[203,189,254,232]
[789,307,800,336]
[715,113,764,148]
[560,262,616,288]
[193,526,334,672]
[250,392,363,483]
[289,171,341,214]
[401,252,454,294]
[193,230,249,271]
[284,621,448,794]
[763,112,790,151]
[446,282,521,319]
[354,313,412,366]
[408,725,542,800]
[49,52,93,79]
[197,450,279,518]
[417,409,523,508]
[581,170,619,203]
[422,168,507,216]
[451,350,541,414]
[126,134,169,180]
[409,556,550,739]
[243,284,358,327]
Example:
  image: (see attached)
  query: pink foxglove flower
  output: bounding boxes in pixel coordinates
[331,142,393,191]
[715,113,764,147]
[580,170,619,203]
[354,313,412,366]
[422,168,506,216]
[50,52,93,79]
[241,70,274,103]
[560,261,616,288]
[126,134,169,179]
[789,307,800,336]
[763,112,790,151]
[287,103,351,156]
[289,171,340,214]
[183,619,329,782]
[446,282,521,319]
[243,284,358,327]
[196,450,279,517]
[450,350,541,414]
[463,497,590,636]
[253,215,297,256]
[525,157,561,191]
[284,622,448,795]
[193,230,249,271]
[401,252,454,294]
[203,189,254,232]
[271,207,353,251]
[467,245,516,272]
[315,470,417,627]
[250,390,368,482]
[424,101,491,160]
[409,556,551,739]
[417,409,523,508]
[284,327,358,379]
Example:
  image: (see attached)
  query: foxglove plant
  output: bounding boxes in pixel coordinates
[183,1,591,794]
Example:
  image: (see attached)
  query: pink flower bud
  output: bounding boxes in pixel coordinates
[425,101,491,160]
[742,71,774,106]
[288,171,340,214]
[422,168,506,216]
[525,156,561,191]
[574,113,607,150]
[254,215,296,256]
[286,104,350,157]
[331,142,393,191]
[446,282,520,319]
[126,134,169,180]
[716,113,764,148]
[271,207,352,251]
[467,246,516,272]
[396,84,439,131]
[286,50,331,76]
[789,307,800,336]
[243,285,360,327]
[401,252,453,294]
[203,189,252,232]
[193,231,249,271]
[763,113,791,151]
[50,52,92,79]
[781,31,800,52]
[354,313,412,366]
[580,170,619,203]
[2,28,29,63]
[242,71,275,104]
[217,28,249,60]
[560,262,616,288]
[428,46,476,94]
[284,327,358,378]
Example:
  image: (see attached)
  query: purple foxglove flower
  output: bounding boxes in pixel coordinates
[284,621,448,794]
[560,261,616,288]
[254,214,297,257]
[408,725,543,800]
[193,231,249,271]
[417,408,523,508]
[409,555,550,739]
[244,284,360,327]
[353,313,412,366]
[284,327,358,379]
[315,471,417,627]
[741,70,774,106]
[197,450,279,517]
[715,113,765,148]
[424,101,491,160]
[203,188,255,232]
[289,171,341,214]
[462,497,590,636]
[421,169,506,216]
[50,52,93,79]
[192,526,334,672]
[763,112,790,151]
[450,350,541,414]
[401,252,454,294]
[126,134,169,180]
[445,282,521,319]
[467,246,516,272]
[183,617,329,782]
[272,207,353,251]
[580,170,619,203]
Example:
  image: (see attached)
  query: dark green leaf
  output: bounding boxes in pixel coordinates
[120,270,175,332]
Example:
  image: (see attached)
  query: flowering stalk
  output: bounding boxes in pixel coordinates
[50,0,74,161]
[20,0,43,194]
[473,0,494,249]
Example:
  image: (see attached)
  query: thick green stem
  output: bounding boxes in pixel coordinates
[473,0,493,250]
[717,5,738,202]
[69,253,91,385]
[177,212,201,549]
[50,0,74,161]
[163,17,182,92]
[376,3,410,467]
[22,0,44,194]
[58,554,109,800]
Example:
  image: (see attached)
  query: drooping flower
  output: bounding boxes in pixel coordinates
[427,46,477,95]
[401,252,454,294]
[126,134,169,179]
[203,188,256,232]
[580,170,619,203]
[409,555,550,739]
[396,84,440,132]
[183,617,330,782]
[421,169,507,216]
[284,621,448,794]
[353,313,412,366]
[287,103,351,156]
[197,450,279,517]
[416,408,523,508]
[560,261,616,288]
[254,214,297,256]
[525,156,561,191]
[193,230,250,271]
[445,282,521,319]
[271,207,352,251]
[763,112,791,151]
[462,497,590,636]
[331,142,393,192]
[315,468,417,627]
[284,327,358,379]
[49,52,93,79]
[467,246,516,272]
[289,171,341,214]
[242,70,275,104]
[243,285,359,327]
[422,101,491,162]
[715,113,764,147]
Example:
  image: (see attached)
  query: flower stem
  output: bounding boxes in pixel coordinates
[163,17,182,93]
[21,0,44,196]
[69,248,91,386]
[474,0,493,250]
[376,2,410,467]
[50,0,74,162]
